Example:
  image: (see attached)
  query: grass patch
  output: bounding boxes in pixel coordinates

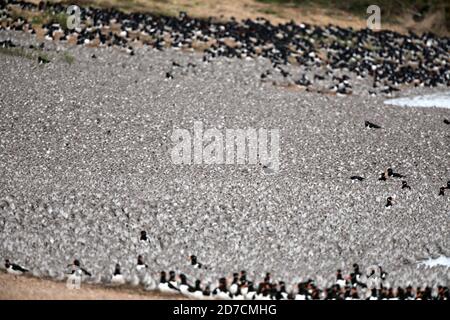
[0,46,35,60]
[30,15,45,25]
[17,7,69,29]
[61,51,75,64]
[37,53,51,64]
[0,46,52,64]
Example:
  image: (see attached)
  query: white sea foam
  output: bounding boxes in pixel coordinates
[384,92,450,109]
[418,256,450,268]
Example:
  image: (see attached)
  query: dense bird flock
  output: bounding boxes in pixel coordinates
[1,0,449,95]
[4,255,449,300]
[1,0,449,300]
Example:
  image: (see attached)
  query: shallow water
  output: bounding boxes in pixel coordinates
[418,256,450,268]
[384,91,450,108]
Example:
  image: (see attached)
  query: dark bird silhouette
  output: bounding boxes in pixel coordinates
[68,259,91,276]
[189,255,207,269]
[166,72,173,79]
[367,269,375,278]
[136,255,148,270]
[350,176,365,181]
[385,197,393,207]
[140,230,149,242]
[439,187,445,196]
[387,168,405,178]
[38,56,50,64]
[379,266,388,280]
[365,121,381,129]
[401,181,411,190]
[378,172,387,181]
[279,69,290,78]
[111,263,125,284]
[444,119,450,125]
[5,259,28,275]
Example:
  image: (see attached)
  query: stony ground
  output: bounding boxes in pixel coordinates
[0,30,449,294]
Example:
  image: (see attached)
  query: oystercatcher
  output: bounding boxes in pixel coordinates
[158,271,179,294]
[385,197,393,207]
[111,263,126,285]
[189,255,206,269]
[67,259,91,276]
[365,121,381,129]
[136,255,148,271]
[5,259,28,276]
[402,181,411,190]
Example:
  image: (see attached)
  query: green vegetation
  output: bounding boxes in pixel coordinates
[62,51,75,64]
[37,53,51,64]
[26,9,69,29]
[0,46,35,60]
[0,46,52,64]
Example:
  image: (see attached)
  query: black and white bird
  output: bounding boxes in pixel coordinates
[336,269,346,288]
[439,187,446,196]
[402,181,411,190]
[203,284,212,299]
[5,259,28,276]
[350,175,365,181]
[365,121,381,129]
[239,270,247,285]
[140,230,150,243]
[368,288,379,300]
[213,277,232,300]
[66,259,91,286]
[158,271,179,294]
[387,168,405,178]
[229,273,239,296]
[179,274,195,297]
[379,266,388,280]
[189,255,206,269]
[255,285,272,300]
[385,196,394,207]
[264,272,272,284]
[244,282,257,300]
[232,285,245,300]
[192,279,204,299]
[67,259,91,277]
[168,270,179,290]
[111,263,126,285]
[276,282,289,300]
[136,255,148,271]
